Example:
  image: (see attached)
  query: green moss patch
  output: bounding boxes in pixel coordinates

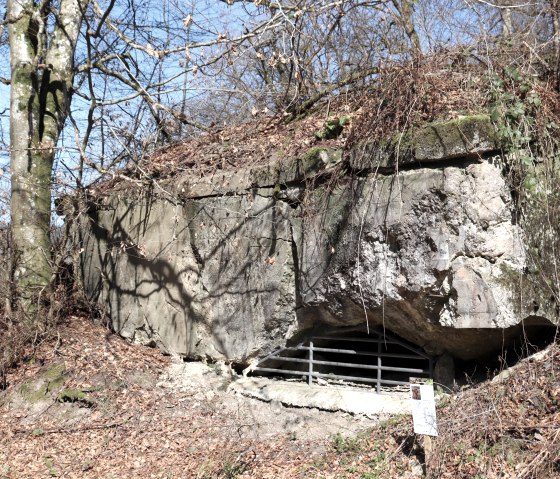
[411,114,499,161]
[18,363,67,404]
[349,114,500,171]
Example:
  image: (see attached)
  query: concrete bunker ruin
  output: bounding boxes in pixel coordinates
[73,114,558,394]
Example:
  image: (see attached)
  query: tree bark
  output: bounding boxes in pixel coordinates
[8,0,84,308]
[392,0,422,59]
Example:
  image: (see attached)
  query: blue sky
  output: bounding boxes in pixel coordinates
[0,0,260,222]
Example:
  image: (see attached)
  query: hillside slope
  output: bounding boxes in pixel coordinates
[1,316,558,478]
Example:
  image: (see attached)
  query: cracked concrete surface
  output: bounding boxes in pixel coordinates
[157,361,385,442]
[78,116,554,364]
[229,377,410,416]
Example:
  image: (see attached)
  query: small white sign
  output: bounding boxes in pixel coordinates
[410,380,438,437]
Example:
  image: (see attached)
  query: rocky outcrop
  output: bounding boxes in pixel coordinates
[77,115,555,363]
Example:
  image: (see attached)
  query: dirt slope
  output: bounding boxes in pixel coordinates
[1,316,559,478]
[0,316,376,478]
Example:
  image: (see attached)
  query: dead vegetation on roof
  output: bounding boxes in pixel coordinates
[93,51,487,191]
[95,46,560,195]
[124,95,357,186]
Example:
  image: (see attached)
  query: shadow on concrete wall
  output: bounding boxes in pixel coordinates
[78,192,296,360]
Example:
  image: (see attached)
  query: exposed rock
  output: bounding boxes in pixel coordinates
[17,363,67,404]
[77,116,555,364]
[296,160,541,358]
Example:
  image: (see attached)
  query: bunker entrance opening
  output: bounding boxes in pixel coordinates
[246,329,433,393]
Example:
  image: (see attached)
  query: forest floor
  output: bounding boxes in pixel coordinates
[1,315,559,478]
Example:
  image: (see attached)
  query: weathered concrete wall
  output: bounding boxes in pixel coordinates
[78,115,555,362]
[79,193,297,360]
[298,162,532,358]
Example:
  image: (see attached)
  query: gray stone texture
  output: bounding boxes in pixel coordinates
[349,114,499,170]
[79,192,297,360]
[297,161,534,358]
[78,116,553,362]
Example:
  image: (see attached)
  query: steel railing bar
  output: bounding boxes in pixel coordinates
[258,356,429,374]
[377,338,382,394]
[255,348,284,364]
[290,346,429,361]
[311,336,400,345]
[308,340,313,385]
[251,367,411,386]
[310,335,432,359]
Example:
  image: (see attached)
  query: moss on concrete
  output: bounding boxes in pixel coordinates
[349,114,500,171]
[300,147,342,172]
[497,165,560,325]
[413,114,498,160]
[19,363,66,403]
[314,116,350,140]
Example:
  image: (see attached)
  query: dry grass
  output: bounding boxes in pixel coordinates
[424,343,560,478]
[316,342,560,479]
[101,50,492,190]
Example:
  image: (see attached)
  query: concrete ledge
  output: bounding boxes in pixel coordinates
[229,377,411,415]
[174,147,343,198]
[349,114,499,171]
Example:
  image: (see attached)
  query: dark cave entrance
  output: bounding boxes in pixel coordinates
[455,323,559,386]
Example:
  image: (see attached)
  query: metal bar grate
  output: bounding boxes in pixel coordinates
[247,330,433,393]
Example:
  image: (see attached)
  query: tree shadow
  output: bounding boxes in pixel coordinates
[78,192,296,361]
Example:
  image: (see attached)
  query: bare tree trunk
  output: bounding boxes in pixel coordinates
[392,0,422,59]
[500,7,513,36]
[8,0,84,308]
[550,0,560,86]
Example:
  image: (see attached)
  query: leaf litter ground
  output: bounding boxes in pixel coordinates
[1,316,559,478]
